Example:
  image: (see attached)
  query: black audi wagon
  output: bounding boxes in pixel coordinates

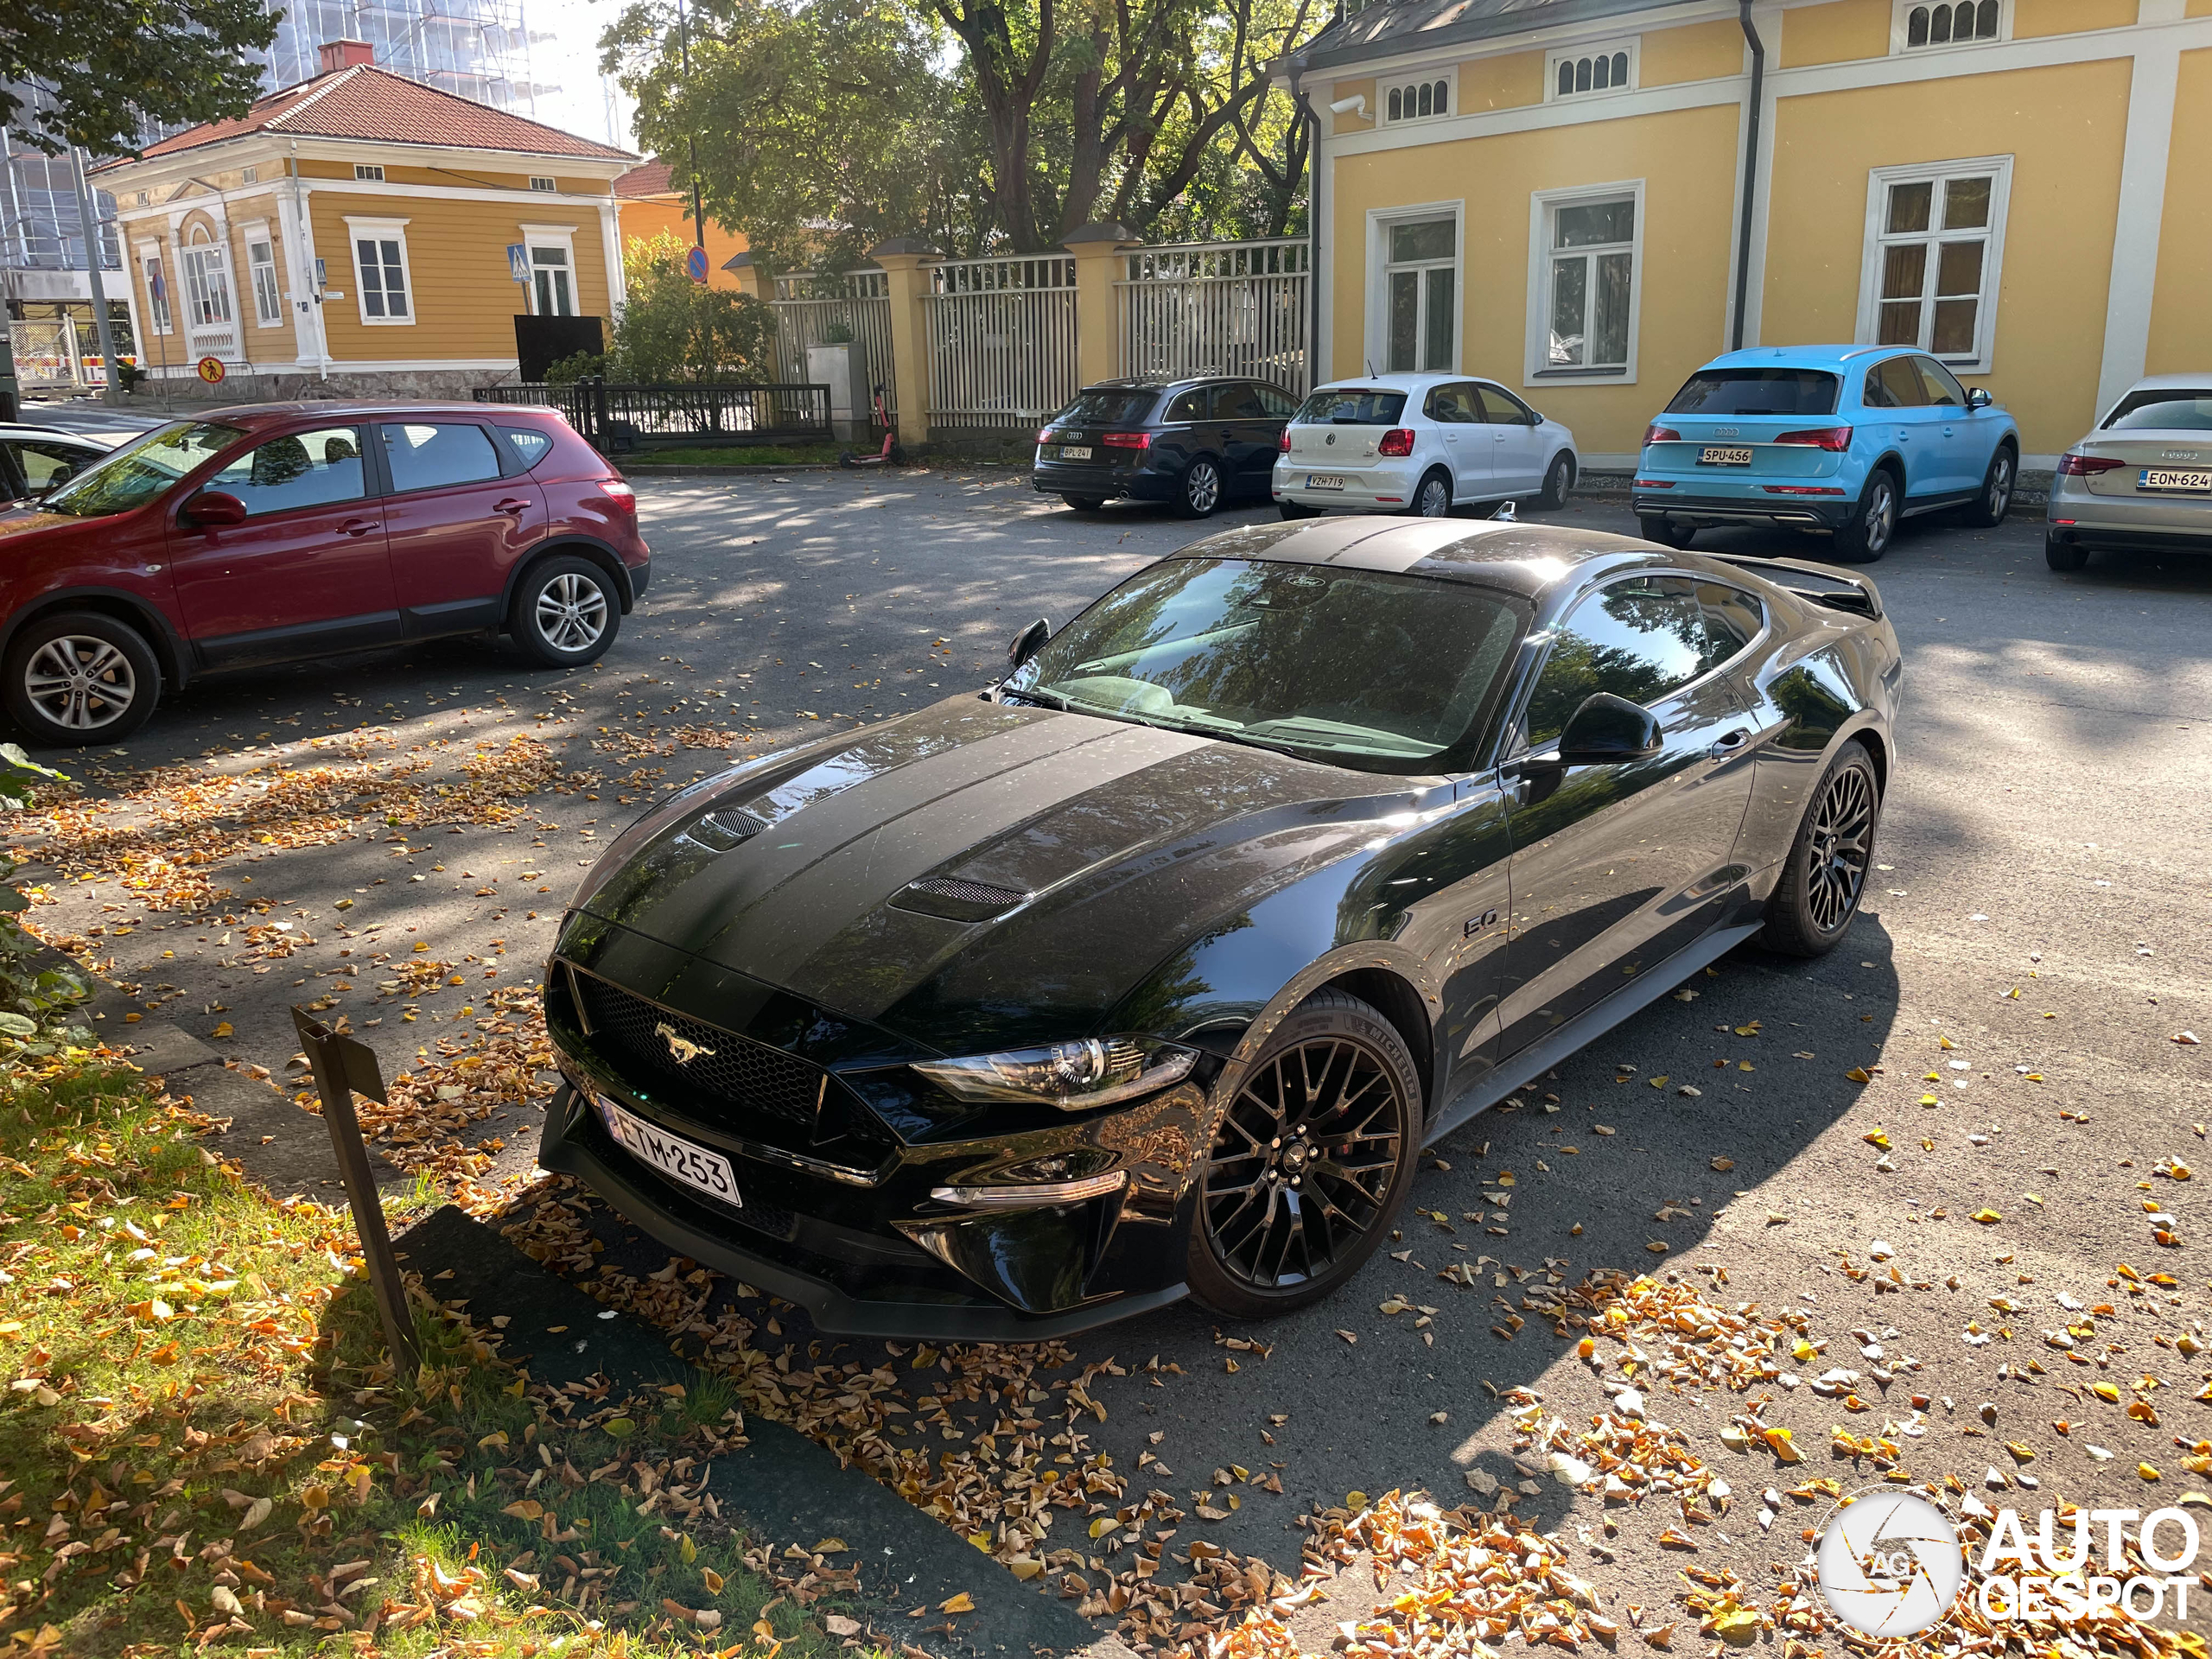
[1032,376,1300,518]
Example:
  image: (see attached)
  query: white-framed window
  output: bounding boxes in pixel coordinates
[1547,40,1638,100]
[530,175,557,192]
[354,162,385,181]
[344,215,414,324]
[1893,0,2006,51]
[137,240,171,334]
[1856,156,2011,371]
[1381,69,1455,124]
[181,223,233,327]
[519,222,581,317]
[1366,207,1459,374]
[245,224,282,327]
[1526,181,1643,382]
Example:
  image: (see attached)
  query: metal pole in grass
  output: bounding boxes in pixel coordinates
[291,1007,422,1378]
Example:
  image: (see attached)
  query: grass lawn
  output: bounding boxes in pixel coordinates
[0,1059,871,1658]
[621,444,851,469]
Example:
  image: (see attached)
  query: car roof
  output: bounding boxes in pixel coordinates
[1308,372,1497,391]
[1690,345,1915,372]
[2120,372,2212,391]
[1166,517,1663,602]
[0,424,106,442]
[192,400,556,426]
[1077,376,1249,393]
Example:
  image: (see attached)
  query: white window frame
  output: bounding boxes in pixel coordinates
[530,175,557,192]
[354,162,385,181]
[136,238,172,334]
[241,164,258,184]
[1891,0,2010,53]
[1545,39,1640,102]
[1365,200,1463,376]
[180,223,234,328]
[1524,179,1644,386]
[343,214,416,326]
[1379,67,1458,126]
[244,219,283,327]
[519,221,581,317]
[1853,155,2012,374]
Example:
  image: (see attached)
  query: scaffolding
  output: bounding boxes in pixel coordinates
[257,0,548,116]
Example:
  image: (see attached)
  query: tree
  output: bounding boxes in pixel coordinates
[550,232,778,381]
[3,0,277,156]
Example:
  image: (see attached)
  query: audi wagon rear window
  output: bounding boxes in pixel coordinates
[1297,389,1408,424]
[2102,389,2212,431]
[1664,369,1840,417]
[1054,389,1159,426]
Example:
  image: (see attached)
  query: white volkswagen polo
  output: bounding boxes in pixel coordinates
[1273,374,1580,519]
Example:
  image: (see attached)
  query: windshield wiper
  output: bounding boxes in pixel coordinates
[1000,685,1071,710]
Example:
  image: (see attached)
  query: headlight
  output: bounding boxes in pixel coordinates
[912,1037,1198,1111]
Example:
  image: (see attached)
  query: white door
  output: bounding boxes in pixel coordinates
[1478,384,1546,494]
[1421,381,1492,499]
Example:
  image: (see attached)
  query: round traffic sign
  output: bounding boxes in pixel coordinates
[196,356,226,385]
[685,245,709,283]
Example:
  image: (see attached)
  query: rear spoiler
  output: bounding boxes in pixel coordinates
[1699,552,1883,620]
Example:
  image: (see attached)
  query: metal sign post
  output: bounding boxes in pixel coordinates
[291,1007,423,1377]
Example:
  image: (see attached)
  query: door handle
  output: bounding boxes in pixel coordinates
[338,518,380,537]
[494,498,531,514]
[1708,728,1752,760]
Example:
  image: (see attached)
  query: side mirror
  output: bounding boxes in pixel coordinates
[1552,692,1662,765]
[1007,617,1052,668]
[1965,387,1993,412]
[187,490,248,527]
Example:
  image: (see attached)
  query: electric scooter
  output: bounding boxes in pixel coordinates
[837,385,906,468]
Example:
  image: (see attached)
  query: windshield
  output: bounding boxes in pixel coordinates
[40,422,241,518]
[1665,369,1840,416]
[1297,389,1407,425]
[1054,389,1159,427]
[1002,557,1524,771]
[2102,389,2212,430]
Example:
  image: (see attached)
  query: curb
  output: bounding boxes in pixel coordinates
[397,1205,1131,1659]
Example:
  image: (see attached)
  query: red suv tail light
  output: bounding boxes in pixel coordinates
[600,479,638,513]
[1376,428,1415,457]
[1278,428,1292,452]
[1102,431,1150,449]
[1643,424,1681,446]
[1037,428,1055,444]
[1775,426,1853,451]
[2056,453,2125,475]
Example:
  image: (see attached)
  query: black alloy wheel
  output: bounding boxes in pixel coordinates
[1176,457,1224,518]
[1759,739,1880,957]
[1965,446,2015,528]
[1188,989,1421,1316]
[1539,453,1573,510]
[1411,470,1452,518]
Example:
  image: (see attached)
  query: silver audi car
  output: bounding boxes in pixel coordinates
[2046,374,2212,570]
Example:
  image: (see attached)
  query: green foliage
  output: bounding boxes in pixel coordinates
[0,745,90,1066]
[612,232,779,380]
[3,0,277,155]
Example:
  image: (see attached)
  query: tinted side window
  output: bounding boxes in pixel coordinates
[1476,385,1534,425]
[14,441,95,493]
[381,423,504,493]
[499,426,554,468]
[1164,389,1207,423]
[1864,359,1928,410]
[1253,385,1300,418]
[1522,577,1711,748]
[1211,383,1268,420]
[1423,384,1480,423]
[1696,581,1764,661]
[1914,357,1967,407]
[204,426,368,517]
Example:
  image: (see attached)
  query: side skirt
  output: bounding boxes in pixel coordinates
[1426,921,1764,1146]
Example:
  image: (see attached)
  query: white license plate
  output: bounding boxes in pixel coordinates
[1699,446,1754,467]
[1057,445,1092,461]
[2139,467,2212,493]
[596,1094,741,1207]
[1306,474,1348,490]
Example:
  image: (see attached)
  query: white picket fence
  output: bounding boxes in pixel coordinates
[770,270,897,422]
[1119,238,1310,396]
[921,254,1078,427]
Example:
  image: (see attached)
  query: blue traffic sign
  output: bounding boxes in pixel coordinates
[685,245,709,283]
[507,244,530,284]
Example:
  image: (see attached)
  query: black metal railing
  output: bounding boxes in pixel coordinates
[474,378,832,454]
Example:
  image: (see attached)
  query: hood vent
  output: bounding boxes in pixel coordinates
[679,807,768,851]
[892,874,1032,922]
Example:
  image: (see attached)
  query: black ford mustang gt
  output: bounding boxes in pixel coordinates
[540,517,1902,1338]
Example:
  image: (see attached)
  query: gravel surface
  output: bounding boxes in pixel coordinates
[14,469,2210,1647]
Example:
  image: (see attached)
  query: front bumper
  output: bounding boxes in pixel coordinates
[1632,489,1853,531]
[540,938,1205,1339]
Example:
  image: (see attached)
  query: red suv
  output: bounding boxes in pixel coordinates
[0,402,648,745]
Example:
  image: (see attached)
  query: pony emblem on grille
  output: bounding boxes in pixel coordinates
[655,1021,716,1065]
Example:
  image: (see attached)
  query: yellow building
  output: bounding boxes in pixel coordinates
[614,162,752,290]
[1285,0,2212,465]
[93,41,638,397]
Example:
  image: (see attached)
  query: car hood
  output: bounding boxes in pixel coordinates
[575,698,1427,1051]
[0,505,77,542]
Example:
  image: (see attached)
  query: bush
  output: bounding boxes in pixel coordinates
[598,232,778,383]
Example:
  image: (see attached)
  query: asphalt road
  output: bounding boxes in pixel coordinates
[16,469,2210,1641]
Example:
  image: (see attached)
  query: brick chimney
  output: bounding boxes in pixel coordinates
[317,39,375,73]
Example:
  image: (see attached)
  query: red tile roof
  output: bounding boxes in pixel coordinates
[101,65,635,168]
[614,161,676,198]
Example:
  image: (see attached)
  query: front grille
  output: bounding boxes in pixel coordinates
[575,972,823,1128]
[905,875,1028,907]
